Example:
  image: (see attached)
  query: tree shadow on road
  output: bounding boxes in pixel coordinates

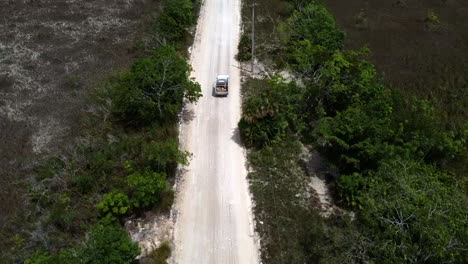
[181,107,195,124]
[230,127,243,146]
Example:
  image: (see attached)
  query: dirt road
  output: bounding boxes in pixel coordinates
[173,0,260,263]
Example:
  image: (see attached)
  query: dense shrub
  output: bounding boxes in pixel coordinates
[239,77,303,148]
[26,224,139,264]
[127,171,167,209]
[77,224,140,264]
[157,0,195,42]
[110,45,201,126]
[236,33,252,61]
[142,139,189,174]
[25,251,56,264]
[285,1,344,75]
[288,2,344,50]
[357,160,468,263]
[97,191,131,218]
[149,241,172,264]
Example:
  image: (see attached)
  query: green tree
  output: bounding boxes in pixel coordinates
[111,45,201,126]
[357,160,468,263]
[78,224,140,264]
[157,0,195,42]
[286,2,344,56]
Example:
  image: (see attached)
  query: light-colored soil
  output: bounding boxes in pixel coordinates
[172,0,260,263]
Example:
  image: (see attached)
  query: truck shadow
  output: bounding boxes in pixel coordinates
[211,86,216,97]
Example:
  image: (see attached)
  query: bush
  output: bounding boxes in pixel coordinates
[239,77,303,148]
[236,33,252,61]
[127,171,167,209]
[157,0,195,42]
[149,241,171,264]
[97,191,131,218]
[287,2,344,54]
[110,45,201,126]
[78,224,140,264]
[284,2,346,80]
[142,139,189,174]
[25,251,56,264]
[25,224,139,264]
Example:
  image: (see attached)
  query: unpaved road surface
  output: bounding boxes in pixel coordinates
[173,0,260,263]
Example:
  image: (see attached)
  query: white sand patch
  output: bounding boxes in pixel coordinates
[126,214,173,257]
[309,176,334,217]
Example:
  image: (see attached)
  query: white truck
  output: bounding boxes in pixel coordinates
[214,75,229,97]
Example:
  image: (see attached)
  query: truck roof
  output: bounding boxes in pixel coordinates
[217,74,229,80]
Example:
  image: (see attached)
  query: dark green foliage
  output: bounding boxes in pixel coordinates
[157,0,195,42]
[127,171,167,208]
[288,2,344,51]
[149,241,172,264]
[142,139,189,174]
[25,251,56,264]
[287,39,329,77]
[25,249,80,264]
[35,157,66,181]
[336,172,368,208]
[239,77,303,148]
[236,33,252,61]
[357,160,468,263]
[286,2,344,75]
[314,102,394,173]
[110,45,201,126]
[25,224,139,264]
[301,49,382,117]
[47,193,75,231]
[77,224,140,264]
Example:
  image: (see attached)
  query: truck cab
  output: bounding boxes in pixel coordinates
[214,75,229,97]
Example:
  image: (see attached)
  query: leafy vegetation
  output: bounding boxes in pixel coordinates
[358,160,467,263]
[110,45,201,126]
[26,224,140,264]
[97,191,131,218]
[127,171,167,209]
[148,241,172,264]
[240,0,467,263]
[236,33,252,61]
[11,0,201,263]
[155,0,200,45]
[239,77,303,148]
